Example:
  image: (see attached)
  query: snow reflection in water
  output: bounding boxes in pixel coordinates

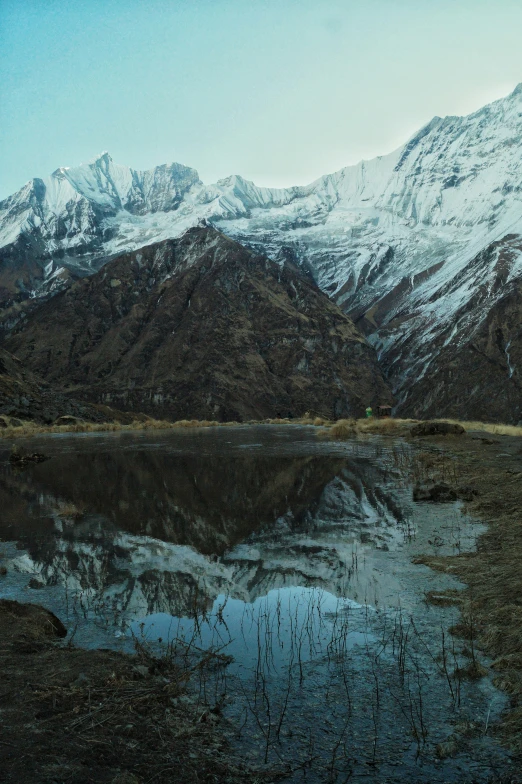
[0,426,514,782]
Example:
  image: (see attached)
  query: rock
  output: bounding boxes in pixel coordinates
[457,485,479,501]
[0,348,134,427]
[413,482,458,502]
[28,577,45,589]
[54,415,80,425]
[436,738,459,759]
[410,421,466,437]
[397,273,522,425]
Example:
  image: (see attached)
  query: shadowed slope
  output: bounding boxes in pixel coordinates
[5,226,391,421]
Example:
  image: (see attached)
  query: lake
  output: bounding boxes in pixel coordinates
[0,425,514,782]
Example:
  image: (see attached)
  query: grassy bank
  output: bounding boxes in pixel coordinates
[2,412,522,441]
[404,437,522,753]
[322,419,522,752]
[324,416,522,438]
[0,414,336,439]
[0,599,270,784]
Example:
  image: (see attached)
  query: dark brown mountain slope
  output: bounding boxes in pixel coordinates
[0,348,129,424]
[4,226,391,421]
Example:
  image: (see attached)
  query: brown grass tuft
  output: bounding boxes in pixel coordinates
[55,501,86,519]
[454,660,489,680]
[424,589,463,607]
[329,419,357,439]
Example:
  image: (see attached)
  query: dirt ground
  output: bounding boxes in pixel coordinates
[408,430,522,755]
[0,600,270,784]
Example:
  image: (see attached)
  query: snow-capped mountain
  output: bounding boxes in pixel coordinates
[2,84,522,420]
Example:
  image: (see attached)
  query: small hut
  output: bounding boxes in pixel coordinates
[376,404,392,418]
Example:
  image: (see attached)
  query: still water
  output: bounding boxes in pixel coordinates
[0,426,515,781]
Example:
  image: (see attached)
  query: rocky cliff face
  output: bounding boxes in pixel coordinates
[0,348,130,424]
[392,236,522,422]
[2,86,522,420]
[0,155,201,304]
[4,227,390,420]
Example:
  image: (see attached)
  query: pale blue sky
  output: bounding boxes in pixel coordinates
[1,0,521,200]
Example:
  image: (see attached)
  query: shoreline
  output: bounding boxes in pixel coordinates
[0,600,264,784]
[403,432,522,754]
[1,420,521,774]
[2,414,522,441]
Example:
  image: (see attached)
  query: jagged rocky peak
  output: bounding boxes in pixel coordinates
[1,84,522,421]
[41,151,202,215]
[0,152,202,248]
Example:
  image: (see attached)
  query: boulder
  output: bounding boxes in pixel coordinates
[413,482,458,503]
[54,415,80,426]
[0,599,67,638]
[410,421,465,437]
[457,485,479,502]
[28,577,45,590]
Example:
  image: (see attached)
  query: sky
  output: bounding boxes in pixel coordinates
[1,0,522,200]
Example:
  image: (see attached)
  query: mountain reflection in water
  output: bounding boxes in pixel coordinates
[0,428,514,783]
[0,430,413,621]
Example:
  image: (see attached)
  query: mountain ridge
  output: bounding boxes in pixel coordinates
[4,225,391,421]
[2,84,522,420]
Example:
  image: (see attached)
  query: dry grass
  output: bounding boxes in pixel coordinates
[322,416,522,440]
[321,417,414,440]
[0,599,268,784]
[436,418,522,437]
[4,413,522,443]
[454,660,489,681]
[329,419,357,438]
[0,417,226,439]
[55,501,86,519]
[0,414,338,439]
[357,416,410,434]
[409,437,522,752]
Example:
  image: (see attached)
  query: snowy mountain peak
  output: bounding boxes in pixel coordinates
[1,85,522,421]
[89,150,112,165]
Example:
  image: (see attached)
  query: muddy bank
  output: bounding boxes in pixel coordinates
[408,432,522,755]
[0,599,267,784]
